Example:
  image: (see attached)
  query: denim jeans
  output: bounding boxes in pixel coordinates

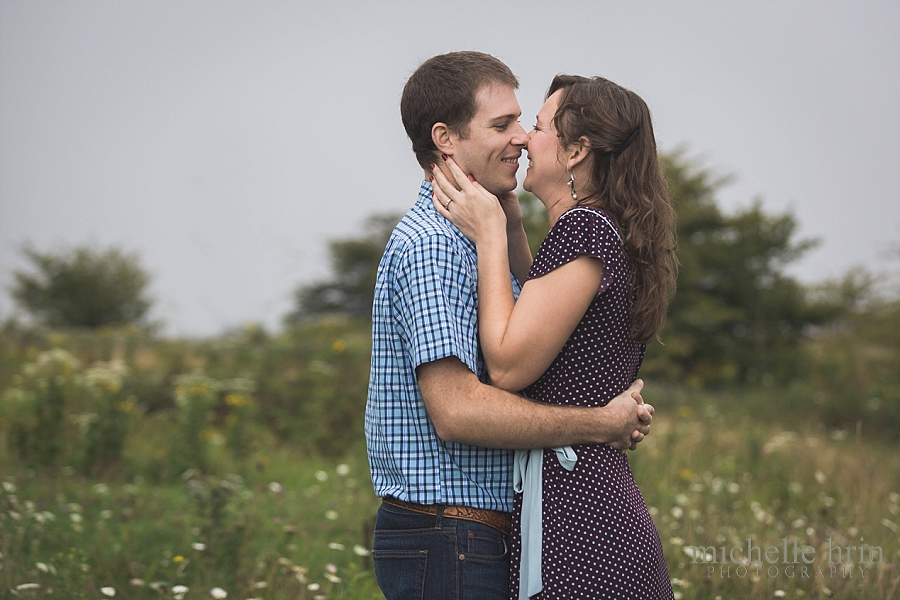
[372,501,511,600]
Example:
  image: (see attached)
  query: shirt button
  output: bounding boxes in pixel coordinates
[459,554,465,560]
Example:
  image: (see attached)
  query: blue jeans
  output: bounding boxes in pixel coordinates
[372,501,510,600]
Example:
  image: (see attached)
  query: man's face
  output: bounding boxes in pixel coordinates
[449,84,528,195]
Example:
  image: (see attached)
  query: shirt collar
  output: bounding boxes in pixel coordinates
[415,180,476,253]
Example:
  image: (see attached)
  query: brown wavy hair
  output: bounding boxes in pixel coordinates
[548,74,677,343]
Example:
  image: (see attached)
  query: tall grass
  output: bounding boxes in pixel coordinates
[1,321,898,598]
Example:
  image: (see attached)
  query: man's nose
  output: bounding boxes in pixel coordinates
[511,122,528,146]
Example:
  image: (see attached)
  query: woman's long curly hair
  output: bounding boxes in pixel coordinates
[549,74,677,344]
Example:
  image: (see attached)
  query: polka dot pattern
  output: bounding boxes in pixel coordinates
[510,207,673,599]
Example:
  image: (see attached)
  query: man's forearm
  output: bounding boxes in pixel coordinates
[418,356,644,449]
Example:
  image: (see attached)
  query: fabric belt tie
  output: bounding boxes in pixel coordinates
[513,446,577,600]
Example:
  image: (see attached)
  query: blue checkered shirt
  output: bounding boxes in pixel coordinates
[365,181,520,512]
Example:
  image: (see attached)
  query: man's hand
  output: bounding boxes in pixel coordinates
[603,379,653,451]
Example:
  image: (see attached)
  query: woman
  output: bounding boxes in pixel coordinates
[432,75,676,599]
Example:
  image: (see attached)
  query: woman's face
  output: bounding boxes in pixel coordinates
[523,90,568,201]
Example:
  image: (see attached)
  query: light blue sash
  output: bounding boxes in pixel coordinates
[512,446,578,600]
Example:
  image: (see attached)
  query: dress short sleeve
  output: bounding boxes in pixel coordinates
[527,207,625,296]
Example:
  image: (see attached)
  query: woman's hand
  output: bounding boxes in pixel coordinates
[431,157,508,247]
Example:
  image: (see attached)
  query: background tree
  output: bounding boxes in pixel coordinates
[285,213,402,322]
[11,245,152,328]
[641,151,832,386]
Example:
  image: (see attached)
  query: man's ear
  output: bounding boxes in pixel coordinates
[565,136,592,171]
[431,122,456,156]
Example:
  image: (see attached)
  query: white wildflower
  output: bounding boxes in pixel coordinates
[15,583,40,591]
[352,544,371,556]
[172,585,189,594]
[192,542,207,551]
[336,464,350,475]
[325,510,338,520]
[327,542,345,550]
[2,482,16,493]
[100,586,116,597]
[210,587,228,599]
[315,471,328,482]
[307,583,321,591]
[268,482,284,494]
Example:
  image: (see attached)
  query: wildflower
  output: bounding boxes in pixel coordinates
[328,543,345,550]
[92,483,110,495]
[172,585,189,594]
[352,544,371,556]
[316,471,328,482]
[336,464,350,476]
[70,513,83,523]
[101,587,116,596]
[727,482,740,494]
[268,482,284,494]
[890,492,900,504]
[192,542,207,551]
[210,587,228,598]
[307,583,321,591]
[670,507,684,519]
[129,579,145,586]
[325,510,338,520]
[673,592,683,600]
[669,537,684,546]
[253,581,268,589]
[36,562,49,573]
[325,564,337,574]
[814,470,826,484]
[9,510,21,520]
[774,591,786,598]
[173,555,185,563]
[325,573,342,583]
[675,494,689,506]
[678,469,692,480]
[788,482,803,495]
[2,481,16,493]
[15,583,40,591]
[332,339,346,353]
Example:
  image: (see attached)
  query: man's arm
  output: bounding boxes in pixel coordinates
[417,356,652,450]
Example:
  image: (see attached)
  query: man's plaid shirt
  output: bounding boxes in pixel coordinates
[365,181,520,512]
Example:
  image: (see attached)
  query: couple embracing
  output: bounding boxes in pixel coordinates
[365,51,677,599]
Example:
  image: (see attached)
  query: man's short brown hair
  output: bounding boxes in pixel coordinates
[401,51,518,169]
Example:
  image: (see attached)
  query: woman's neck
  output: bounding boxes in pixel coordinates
[543,190,578,227]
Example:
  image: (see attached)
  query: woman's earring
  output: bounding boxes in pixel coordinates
[567,171,578,202]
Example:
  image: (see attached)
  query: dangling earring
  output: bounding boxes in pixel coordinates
[567,171,578,202]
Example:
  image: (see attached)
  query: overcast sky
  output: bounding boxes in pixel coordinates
[2,1,898,336]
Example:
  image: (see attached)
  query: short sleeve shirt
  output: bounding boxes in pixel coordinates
[365,181,520,511]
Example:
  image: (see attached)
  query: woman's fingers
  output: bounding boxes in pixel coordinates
[441,155,474,190]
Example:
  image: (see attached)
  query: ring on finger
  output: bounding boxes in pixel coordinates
[446,199,454,209]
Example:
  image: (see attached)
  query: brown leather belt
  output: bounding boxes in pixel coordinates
[383,496,511,536]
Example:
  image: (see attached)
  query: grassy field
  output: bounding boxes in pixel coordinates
[1,323,898,599]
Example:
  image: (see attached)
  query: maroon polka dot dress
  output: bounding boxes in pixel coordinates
[509,207,673,599]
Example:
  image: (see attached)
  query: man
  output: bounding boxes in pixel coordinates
[365,51,654,599]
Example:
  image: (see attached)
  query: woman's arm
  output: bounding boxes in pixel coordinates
[497,193,534,284]
[432,160,603,391]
